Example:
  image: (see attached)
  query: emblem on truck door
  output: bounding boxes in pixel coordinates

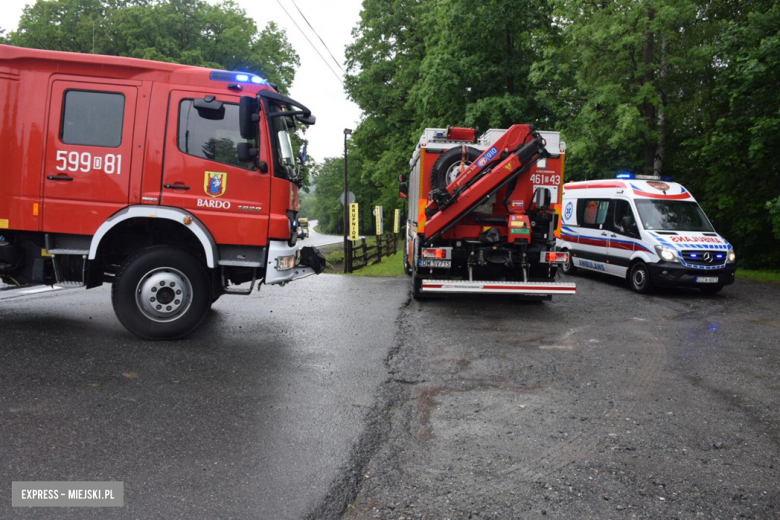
[204,171,227,197]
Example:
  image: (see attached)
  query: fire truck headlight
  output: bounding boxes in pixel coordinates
[654,245,678,262]
[728,250,736,263]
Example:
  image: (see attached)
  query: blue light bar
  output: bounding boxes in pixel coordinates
[616,172,635,179]
[209,70,269,86]
[660,176,675,182]
[691,253,698,258]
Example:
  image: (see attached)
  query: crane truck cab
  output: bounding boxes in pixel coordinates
[402,125,576,300]
[0,45,325,339]
[556,174,736,294]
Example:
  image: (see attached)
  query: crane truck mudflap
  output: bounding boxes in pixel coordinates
[420,280,576,295]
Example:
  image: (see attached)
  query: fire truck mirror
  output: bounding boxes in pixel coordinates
[237,142,259,164]
[295,114,316,126]
[399,182,408,199]
[239,96,260,139]
[193,97,225,120]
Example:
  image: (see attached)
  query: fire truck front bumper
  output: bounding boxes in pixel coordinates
[265,241,326,285]
[420,279,577,296]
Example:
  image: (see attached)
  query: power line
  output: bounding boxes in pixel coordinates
[274,0,343,85]
[291,0,345,74]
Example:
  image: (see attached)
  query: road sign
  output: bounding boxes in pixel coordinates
[349,203,359,241]
[394,208,400,234]
[340,191,356,205]
[374,206,384,235]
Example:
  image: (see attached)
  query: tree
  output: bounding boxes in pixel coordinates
[7,0,300,92]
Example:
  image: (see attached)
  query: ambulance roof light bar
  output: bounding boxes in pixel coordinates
[616,172,674,182]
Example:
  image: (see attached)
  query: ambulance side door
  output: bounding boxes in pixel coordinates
[572,198,610,273]
[606,198,639,278]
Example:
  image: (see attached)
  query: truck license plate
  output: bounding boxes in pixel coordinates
[696,277,719,284]
[421,259,451,268]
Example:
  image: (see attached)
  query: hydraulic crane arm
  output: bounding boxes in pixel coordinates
[423,125,549,246]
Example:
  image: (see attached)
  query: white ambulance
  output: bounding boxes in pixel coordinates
[556,174,736,294]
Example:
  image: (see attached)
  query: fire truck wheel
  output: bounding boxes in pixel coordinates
[112,246,211,340]
[430,146,483,190]
[628,261,654,294]
[403,246,413,276]
[561,250,577,275]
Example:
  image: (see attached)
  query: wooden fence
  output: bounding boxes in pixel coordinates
[347,233,399,272]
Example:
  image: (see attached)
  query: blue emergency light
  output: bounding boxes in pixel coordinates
[210,70,269,86]
[616,172,635,179]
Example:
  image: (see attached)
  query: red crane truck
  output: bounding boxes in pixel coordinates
[400,125,576,300]
[0,45,325,339]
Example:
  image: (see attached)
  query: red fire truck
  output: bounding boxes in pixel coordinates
[0,45,325,339]
[401,125,576,300]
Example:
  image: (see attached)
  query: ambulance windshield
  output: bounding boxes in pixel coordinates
[635,200,714,232]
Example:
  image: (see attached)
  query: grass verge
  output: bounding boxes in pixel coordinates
[348,250,405,277]
[736,269,780,283]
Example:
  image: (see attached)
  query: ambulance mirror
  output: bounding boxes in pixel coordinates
[239,96,260,140]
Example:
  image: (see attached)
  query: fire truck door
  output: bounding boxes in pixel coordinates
[160,91,270,246]
[42,81,138,235]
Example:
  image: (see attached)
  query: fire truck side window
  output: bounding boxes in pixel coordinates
[177,99,253,170]
[577,199,611,229]
[61,90,125,147]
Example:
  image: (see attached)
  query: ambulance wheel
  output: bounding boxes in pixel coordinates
[629,261,654,294]
[112,246,211,340]
[700,284,724,295]
[561,250,577,275]
[430,146,483,189]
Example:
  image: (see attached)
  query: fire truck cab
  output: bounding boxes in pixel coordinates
[0,45,325,339]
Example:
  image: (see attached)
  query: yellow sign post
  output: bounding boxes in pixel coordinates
[349,203,359,241]
[394,208,400,234]
[374,206,384,236]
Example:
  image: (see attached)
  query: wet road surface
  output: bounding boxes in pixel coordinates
[0,275,408,519]
[2,270,779,519]
[343,273,780,519]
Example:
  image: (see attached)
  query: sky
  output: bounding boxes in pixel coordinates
[0,0,365,161]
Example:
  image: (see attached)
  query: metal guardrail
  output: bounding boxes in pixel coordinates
[347,234,399,272]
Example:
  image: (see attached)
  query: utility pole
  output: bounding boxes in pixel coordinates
[343,128,352,273]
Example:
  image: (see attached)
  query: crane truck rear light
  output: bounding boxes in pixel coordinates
[422,248,448,259]
[541,252,569,263]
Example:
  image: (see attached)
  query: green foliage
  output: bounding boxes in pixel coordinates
[7,0,299,91]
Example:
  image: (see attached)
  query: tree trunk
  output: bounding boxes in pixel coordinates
[654,36,668,177]
[642,8,656,175]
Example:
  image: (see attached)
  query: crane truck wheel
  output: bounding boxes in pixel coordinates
[111,246,211,340]
[430,146,483,189]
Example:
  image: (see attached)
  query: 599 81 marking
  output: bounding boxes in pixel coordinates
[56,150,122,175]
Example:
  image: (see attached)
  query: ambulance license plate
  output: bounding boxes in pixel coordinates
[421,260,451,268]
[696,277,719,284]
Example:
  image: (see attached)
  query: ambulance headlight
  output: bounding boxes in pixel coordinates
[654,245,679,262]
[728,250,736,263]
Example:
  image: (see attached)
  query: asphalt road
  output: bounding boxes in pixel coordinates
[344,273,780,519]
[0,274,408,519]
[299,220,346,248]
[2,268,779,519]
